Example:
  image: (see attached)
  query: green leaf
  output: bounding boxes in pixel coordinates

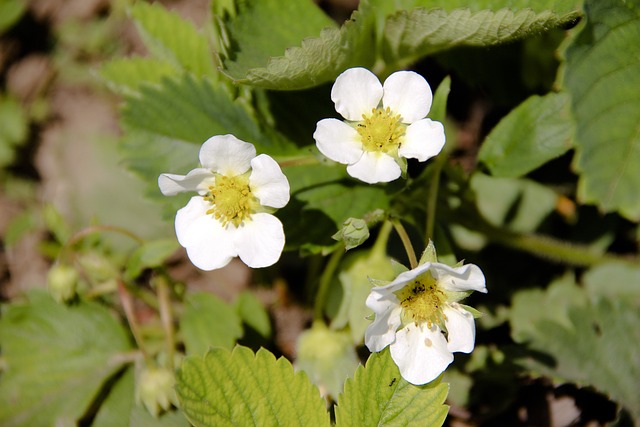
[470,173,558,233]
[100,57,177,96]
[122,74,295,155]
[296,323,359,398]
[176,346,331,427]
[0,95,28,168]
[0,0,26,33]
[0,291,132,426]
[370,0,580,14]
[519,296,640,422]
[582,262,640,302]
[383,7,580,65]
[220,0,375,89]
[130,2,215,76]
[332,248,395,343]
[234,291,272,339]
[563,0,640,220]
[124,239,180,281]
[335,349,449,426]
[479,92,575,177]
[93,368,190,427]
[180,292,243,355]
[509,273,588,343]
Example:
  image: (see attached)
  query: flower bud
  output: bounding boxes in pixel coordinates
[47,264,78,303]
[136,366,178,418]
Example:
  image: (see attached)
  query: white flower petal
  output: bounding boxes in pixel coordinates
[390,323,453,385]
[398,119,445,162]
[346,151,401,184]
[431,263,487,293]
[369,263,432,295]
[382,71,433,123]
[249,154,290,209]
[364,305,402,352]
[174,197,236,270]
[444,304,476,353]
[314,118,363,165]
[234,213,285,268]
[365,285,400,314]
[158,168,214,196]
[331,68,383,121]
[199,134,256,176]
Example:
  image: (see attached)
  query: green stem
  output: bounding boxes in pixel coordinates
[392,220,418,269]
[372,220,393,255]
[118,280,151,362]
[155,276,176,371]
[278,155,320,168]
[313,247,345,321]
[425,158,445,242]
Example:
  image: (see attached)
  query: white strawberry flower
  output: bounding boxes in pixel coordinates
[365,261,486,385]
[158,134,290,270]
[313,67,445,184]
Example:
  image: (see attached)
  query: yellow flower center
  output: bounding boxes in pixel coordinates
[356,107,405,155]
[203,174,256,226]
[394,272,446,327]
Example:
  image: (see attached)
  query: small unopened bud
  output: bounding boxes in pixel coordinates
[47,264,78,303]
[136,366,178,418]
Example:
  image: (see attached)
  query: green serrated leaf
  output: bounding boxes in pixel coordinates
[479,92,575,177]
[221,0,375,89]
[563,0,640,220]
[100,57,177,96]
[0,291,132,426]
[383,7,580,65]
[124,239,179,281]
[176,346,330,427]
[130,2,215,76]
[180,292,243,355]
[121,74,294,155]
[522,297,640,421]
[335,348,449,426]
[93,368,190,427]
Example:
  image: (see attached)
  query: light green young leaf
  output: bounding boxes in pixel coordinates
[383,8,580,65]
[479,92,574,177]
[176,346,331,427]
[0,291,132,426]
[93,368,190,427]
[220,0,375,89]
[335,348,449,426]
[370,0,580,14]
[180,292,243,356]
[100,57,177,96]
[563,0,640,220]
[124,239,179,281]
[130,2,215,76]
[296,323,359,398]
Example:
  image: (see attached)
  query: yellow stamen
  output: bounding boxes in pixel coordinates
[356,107,405,155]
[203,173,256,226]
[394,272,446,327]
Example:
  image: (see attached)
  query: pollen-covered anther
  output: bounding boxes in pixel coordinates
[204,174,255,226]
[396,278,446,326]
[356,107,405,154]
